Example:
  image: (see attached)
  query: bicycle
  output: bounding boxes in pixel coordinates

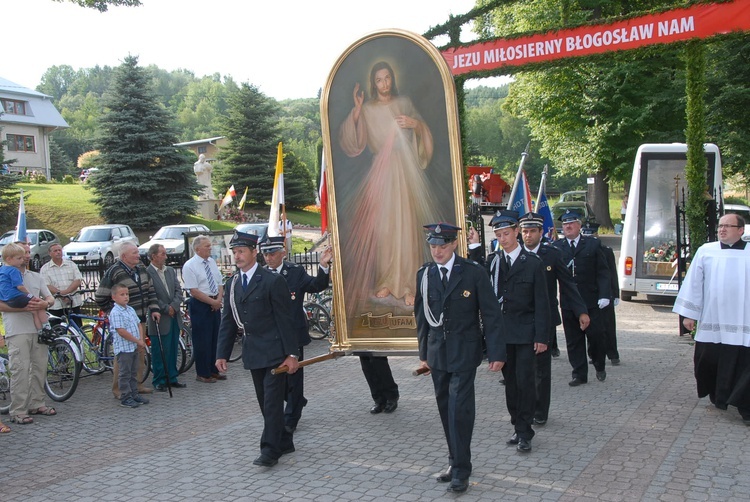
[304,301,332,340]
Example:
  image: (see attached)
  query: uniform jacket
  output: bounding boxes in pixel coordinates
[145,264,184,336]
[485,248,550,345]
[533,242,588,326]
[552,235,611,309]
[216,266,298,370]
[415,254,505,373]
[269,261,329,347]
[603,246,620,301]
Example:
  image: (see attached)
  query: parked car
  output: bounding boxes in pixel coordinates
[558,190,588,203]
[0,229,61,270]
[63,224,139,267]
[551,201,597,238]
[138,224,211,265]
[724,203,750,242]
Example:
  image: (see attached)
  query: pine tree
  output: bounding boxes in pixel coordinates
[90,55,198,229]
[49,137,73,180]
[283,150,316,209]
[218,83,280,205]
[0,123,21,226]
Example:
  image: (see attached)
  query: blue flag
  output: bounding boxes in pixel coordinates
[14,189,27,243]
[537,187,556,240]
[508,169,533,215]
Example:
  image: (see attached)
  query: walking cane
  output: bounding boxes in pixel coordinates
[153,321,173,398]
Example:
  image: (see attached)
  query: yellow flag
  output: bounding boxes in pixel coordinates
[238,186,248,210]
[268,142,284,237]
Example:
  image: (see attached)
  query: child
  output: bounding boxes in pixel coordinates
[108,283,150,409]
[0,243,53,337]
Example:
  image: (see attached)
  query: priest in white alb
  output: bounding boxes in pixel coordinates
[673,213,750,426]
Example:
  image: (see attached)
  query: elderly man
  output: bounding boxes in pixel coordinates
[415,222,505,493]
[552,210,611,386]
[260,236,332,432]
[0,241,57,426]
[41,243,83,324]
[674,213,750,426]
[95,242,160,397]
[146,243,187,391]
[183,235,224,383]
[216,231,299,467]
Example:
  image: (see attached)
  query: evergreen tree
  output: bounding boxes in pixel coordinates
[218,83,280,205]
[90,55,198,229]
[283,150,316,209]
[49,137,73,180]
[0,122,20,226]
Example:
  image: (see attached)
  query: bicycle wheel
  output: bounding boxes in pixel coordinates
[228,332,243,363]
[45,339,81,402]
[79,324,107,375]
[179,325,194,374]
[176,336,187,375]
[306,303,331,340]
[0,355,10,415]
[138,346,151,384]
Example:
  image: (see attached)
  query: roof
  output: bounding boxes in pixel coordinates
[0,76,68,128]
[174,136,225,147]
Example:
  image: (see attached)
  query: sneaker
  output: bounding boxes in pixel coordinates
[133,395,150,405]
[120,398,140,408]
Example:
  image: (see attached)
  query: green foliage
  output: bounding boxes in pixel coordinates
[218,83,280,204]
[63,175,75,184]
[0,176,20,227]
[90,55,199,229]
[283,150,316,209]
[685,41,708,250]
[56,0,141,12]
[49,137,74,180]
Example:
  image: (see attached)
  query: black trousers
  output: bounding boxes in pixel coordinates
[284,345,307,428]
[503,343,537,440]
[601,304,620,360]
[534,327,555,421]
[359,356,399,404]
[562,307,606,380]
[188,298,220,379]
[251,366,294,459]
[431,367,476,481]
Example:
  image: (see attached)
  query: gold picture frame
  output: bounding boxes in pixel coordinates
[321,29,466,352]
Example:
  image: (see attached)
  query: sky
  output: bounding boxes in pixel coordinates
[9,0,507,100]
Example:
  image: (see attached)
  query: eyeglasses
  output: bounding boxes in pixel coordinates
[717,224,743,229]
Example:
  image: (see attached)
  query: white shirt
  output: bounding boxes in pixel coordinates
[40,259,83,309]
[437,253,457,281]
[182,254,222,296]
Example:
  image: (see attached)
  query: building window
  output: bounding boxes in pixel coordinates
[6,134,36,152]
[197,146,207,154]
[1,99,27,115]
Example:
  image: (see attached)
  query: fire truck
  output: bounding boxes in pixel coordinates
[467,166,511,211]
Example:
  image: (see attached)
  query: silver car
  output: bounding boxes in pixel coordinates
[0,229,61,271]
[138,223,211,265]
[63,224,139,267]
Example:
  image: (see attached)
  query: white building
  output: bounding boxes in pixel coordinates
[1,77,68,179]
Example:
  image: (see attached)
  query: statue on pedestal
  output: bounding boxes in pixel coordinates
[193,154,215,200]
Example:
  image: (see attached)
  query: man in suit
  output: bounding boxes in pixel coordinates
[415,222,505,493]
[469,210,550,452]
[552,210,611,386]
[359,355,400,414]
[216,231,299,468]
[260,236,333,432]
[145,244,187,391]
[517,212,589,426]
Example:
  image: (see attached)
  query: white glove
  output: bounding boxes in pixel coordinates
[614,298,620,307]
[598,298,610,309]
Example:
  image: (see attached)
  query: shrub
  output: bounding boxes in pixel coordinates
[63,175,75,184]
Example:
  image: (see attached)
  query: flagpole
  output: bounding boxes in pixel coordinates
[507,142,531,210]
[537,164,548,206]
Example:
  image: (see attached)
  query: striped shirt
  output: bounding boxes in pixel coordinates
[108,303,141,354]
[40,259,83,309]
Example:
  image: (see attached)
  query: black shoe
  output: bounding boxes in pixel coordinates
[610,358,620,366]
[170,382,187,388]
[252,454,278,467]
[446,478,468,493]
[596,371,607,382]
[370,402,385,414]
[154,384,168,392]
[383,400,398,413]
[436,466,452,483]
[499,378,506,385]
[506,432,519,445]
[533,417,547,426]
[569,378,587,387]
[285,425,297,434]
[280,445,295,455]
[551,348,560,358]
[517,438,532,452]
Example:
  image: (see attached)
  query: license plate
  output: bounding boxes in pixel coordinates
[655,282,678,291]
[71,256,86,261]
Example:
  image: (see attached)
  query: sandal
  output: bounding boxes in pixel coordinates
[10,415,33,425]
[29,407,57,416]
[0,422,10,433]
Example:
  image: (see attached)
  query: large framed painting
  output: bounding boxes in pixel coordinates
[320,29,466,352]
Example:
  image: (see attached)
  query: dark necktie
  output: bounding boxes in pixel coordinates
[242,273,248,291]
[570,240,576,253]
[506,254,512,270]
[440,266,449,290]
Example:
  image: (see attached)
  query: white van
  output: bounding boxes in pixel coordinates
[618,143,723,301]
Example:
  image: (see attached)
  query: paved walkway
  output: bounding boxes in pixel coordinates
[4,293,750,501]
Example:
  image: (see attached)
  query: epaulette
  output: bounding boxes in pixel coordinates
[284,261,301,269]
[418,262,431,272]
[463,259,483,268]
